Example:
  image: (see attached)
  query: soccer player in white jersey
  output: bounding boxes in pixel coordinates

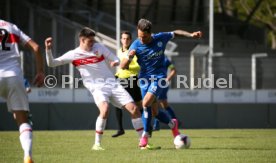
[44,27,146,150]
[0,19,45,163]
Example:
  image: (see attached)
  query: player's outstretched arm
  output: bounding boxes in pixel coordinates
[173,30,202,39]
[44,37,69,67]
[45,37,56,67]
[25,39,45,87]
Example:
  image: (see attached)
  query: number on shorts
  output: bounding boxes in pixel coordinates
[0,28,11,51]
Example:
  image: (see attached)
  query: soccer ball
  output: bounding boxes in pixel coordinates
[173,134,191,149]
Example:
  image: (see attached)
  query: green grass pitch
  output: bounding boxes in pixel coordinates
[1,129,276,162]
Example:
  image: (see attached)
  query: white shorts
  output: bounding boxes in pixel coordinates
[0,76,29,112]
[89,83,134,108]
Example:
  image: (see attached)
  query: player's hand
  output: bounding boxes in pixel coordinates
[45,37,53,50]
[191,31,202,38]
[110,61,119,67]
[33,71,45,87]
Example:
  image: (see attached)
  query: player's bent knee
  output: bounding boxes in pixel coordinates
[99,109,109,118]
[125,103,140,118]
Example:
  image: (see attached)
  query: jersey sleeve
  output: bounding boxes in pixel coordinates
[46,50,75,67]
[155,32,174,43]
[127,40,138,58]
[128,40,137,52]
[12,24,31,45]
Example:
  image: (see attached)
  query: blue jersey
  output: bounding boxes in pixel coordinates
[129,32,174,78]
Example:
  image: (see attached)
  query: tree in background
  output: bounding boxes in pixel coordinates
[215,0,276,49]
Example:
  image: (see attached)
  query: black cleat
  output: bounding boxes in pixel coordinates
[112,130,125,138]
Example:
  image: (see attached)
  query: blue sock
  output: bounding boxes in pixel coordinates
[166,106,176,119]
[142,107,152,132]
[155,110,170,124]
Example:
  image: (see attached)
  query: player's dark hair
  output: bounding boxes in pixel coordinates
[121,31,132,39]
[79,27,96,38]
[137,19,152,33]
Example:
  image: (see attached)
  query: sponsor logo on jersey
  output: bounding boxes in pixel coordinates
[72,55,105,66]
[146,50,163,60]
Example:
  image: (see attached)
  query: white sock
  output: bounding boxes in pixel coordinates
[19,123,32,159]
[131,117,143,138]
[95,117,106,145]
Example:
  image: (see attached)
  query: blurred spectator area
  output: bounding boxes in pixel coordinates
[0,0,275,89]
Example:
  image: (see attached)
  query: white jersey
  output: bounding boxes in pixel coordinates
[46,43,120,89]
[0,20,31,77]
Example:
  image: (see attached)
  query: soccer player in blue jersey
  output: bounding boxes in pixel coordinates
[153,56,177,131]
[121,18,202,148]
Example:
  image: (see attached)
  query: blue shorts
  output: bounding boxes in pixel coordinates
[158,86,169,100]
[139,77,168,99]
